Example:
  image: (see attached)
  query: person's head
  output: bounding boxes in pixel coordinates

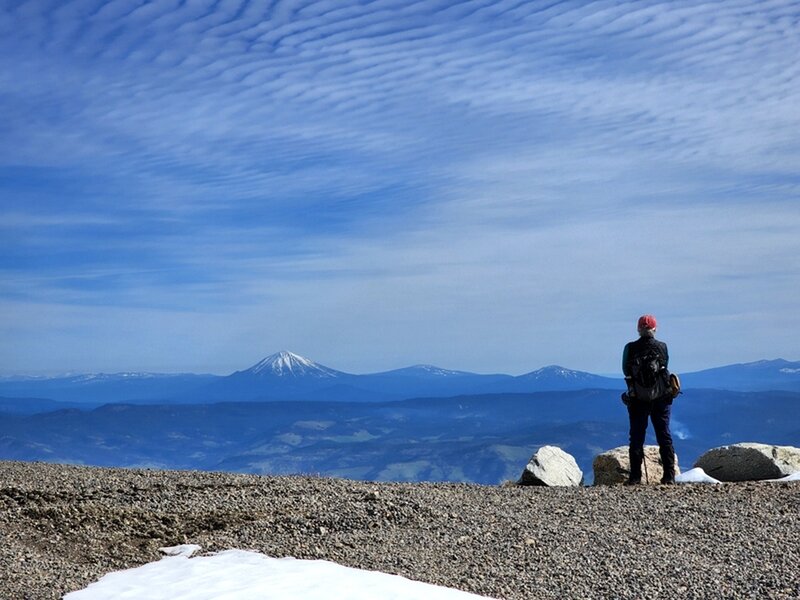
[637,314,657,337]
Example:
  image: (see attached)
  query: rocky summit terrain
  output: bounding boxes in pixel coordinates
[0,461,798,600]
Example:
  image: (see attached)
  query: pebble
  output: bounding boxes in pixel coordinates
[0,461,798,599]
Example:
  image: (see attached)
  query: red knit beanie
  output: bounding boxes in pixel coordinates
[637,314,657,331]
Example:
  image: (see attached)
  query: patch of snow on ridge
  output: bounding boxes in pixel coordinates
[779,368,800,374]
[1,372,199,382]
[370,365,477,378]
[72,372,170,382]
[65,549,495,600]
[405,365,473,377]
[523,366,590,379]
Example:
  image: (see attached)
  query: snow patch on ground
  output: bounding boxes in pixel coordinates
[676,468,722,484]
[767,471,800,482]
[64,550,494,600]
[676,468,800,484]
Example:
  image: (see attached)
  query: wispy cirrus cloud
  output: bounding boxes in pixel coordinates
[1,0,799,373]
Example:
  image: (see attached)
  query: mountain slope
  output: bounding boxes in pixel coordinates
[369,365,479,378]
[491,365,620,393]
[681,359,800,391]
[0,373,215,404]
[2,389,797,485]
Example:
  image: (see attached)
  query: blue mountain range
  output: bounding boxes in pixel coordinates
[1,351,799,411]
[0,351,798,485]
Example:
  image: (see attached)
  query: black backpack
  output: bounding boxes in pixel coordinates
[630,347,669,401]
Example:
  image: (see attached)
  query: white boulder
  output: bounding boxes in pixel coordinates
[518,445,583,487]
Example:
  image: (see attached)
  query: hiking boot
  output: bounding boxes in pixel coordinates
[628,447,644,484]
[659,444,676,485]
[624,478,642,486]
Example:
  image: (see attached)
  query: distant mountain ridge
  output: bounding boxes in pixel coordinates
[1,352,799,410]
[372,365,477,378]
[0,372,216,406]
[680,359,800,391]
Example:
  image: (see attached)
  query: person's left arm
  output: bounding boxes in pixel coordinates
[622,343,633,378]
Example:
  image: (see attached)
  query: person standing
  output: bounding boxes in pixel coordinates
[622,314,676,485]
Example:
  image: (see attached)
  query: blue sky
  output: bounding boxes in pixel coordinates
[1,0,799,376]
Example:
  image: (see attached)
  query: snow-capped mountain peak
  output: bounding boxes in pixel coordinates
[520,365,595,380]
[245,351,341,378]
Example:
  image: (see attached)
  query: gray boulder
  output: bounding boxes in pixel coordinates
[694,443,800,482]
[518,445,583,487]
[593,445,680,485]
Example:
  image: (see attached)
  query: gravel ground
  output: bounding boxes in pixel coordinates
[1,461,798,600]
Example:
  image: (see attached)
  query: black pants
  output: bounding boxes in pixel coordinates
[627,397,675,481]
[628,397,673,451]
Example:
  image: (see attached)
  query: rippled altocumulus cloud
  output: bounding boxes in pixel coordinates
[1,0,799,374]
